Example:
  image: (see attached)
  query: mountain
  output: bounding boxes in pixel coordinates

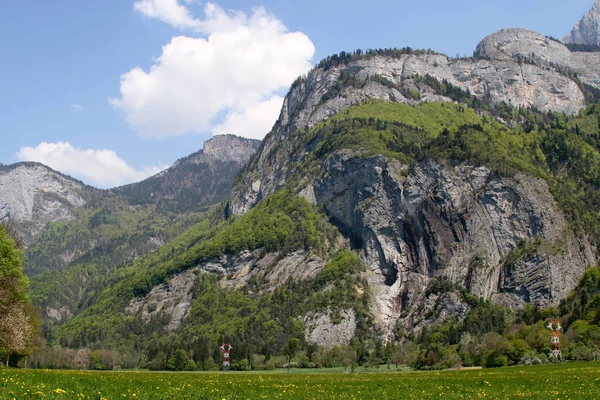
[0,135,260,324]
[48,11,600,366]
[115,135,261,213]
[563,0,600,45]
[0,162,96,244]
[22,3,600,371]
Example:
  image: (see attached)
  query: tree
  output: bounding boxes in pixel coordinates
[284,338,300,373]
[167,349,189,371]
[0,223,38,366]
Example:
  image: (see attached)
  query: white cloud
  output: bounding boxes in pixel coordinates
[111,1,315,139]
[72,103,84,112]
[213,96,284,139]
[134,0,201,30]
[16,142,168,188]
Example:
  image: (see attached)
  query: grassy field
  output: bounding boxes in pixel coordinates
[1,362,599,399]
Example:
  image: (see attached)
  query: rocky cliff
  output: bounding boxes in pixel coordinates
[309,155,595,336]
[230,29,592,216]
[0,162,89,244]
[224,25,600,340]
[564,0,600,45]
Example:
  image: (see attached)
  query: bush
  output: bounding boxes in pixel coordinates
[485,352,508,368]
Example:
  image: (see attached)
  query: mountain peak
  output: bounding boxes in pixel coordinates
[476,28,572,68]
[563,0,600,45]
[201,134,261,164]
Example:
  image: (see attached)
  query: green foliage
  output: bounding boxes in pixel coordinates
[316,251,362,286]
[285,338,301,371]
[463,303,512,337]
[26,197,203,318]
[51,190,369,367]
[126,189,327,298]
[0,225,28,303]
[166,349,190,371]
[0,224,39,365]
[411,265,600,370]
[561,267,600,327]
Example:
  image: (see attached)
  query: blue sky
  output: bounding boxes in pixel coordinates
[0,0,595,187]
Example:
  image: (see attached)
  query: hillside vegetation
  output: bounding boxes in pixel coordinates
[44,191,369,370]
[288,99,600,243]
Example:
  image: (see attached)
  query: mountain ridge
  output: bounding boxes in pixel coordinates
[0,134,261,325]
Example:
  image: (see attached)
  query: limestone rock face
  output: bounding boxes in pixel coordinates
[305,310,356,349]
[0,163,87,243]
[126,269,200,331]
[476,28,572,69]
[311,155,596,336]
[199,135,261,164]
[571,52,600,88]
[563,0,600,45]
[230,49,585,216]
[125,249,331,334]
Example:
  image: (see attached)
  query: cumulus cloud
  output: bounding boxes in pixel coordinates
[16,142,168,188]
[111,1,315,139]
[133,0,201,30]
[71,103,84,111]
[213,96,284,139]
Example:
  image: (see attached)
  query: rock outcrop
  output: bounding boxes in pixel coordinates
[310,155,596,336]
[199,134,261,164]
[563,0,600,45]
[0,163,88,243]
[126,249,331,331]
[476,28,572,69]
[476,27,600,90]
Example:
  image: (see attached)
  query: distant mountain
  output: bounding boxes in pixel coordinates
[563,0,600,45]
[0,135,260,324]
[0,162,97,244]
[115,135,261,214]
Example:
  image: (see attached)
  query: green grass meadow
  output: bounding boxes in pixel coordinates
[2,362,600,399]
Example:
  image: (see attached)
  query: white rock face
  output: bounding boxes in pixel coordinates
[571,52,600,88]
[230,46,586,216]
[563,0,600,45]
[0,163,87,242]
[476,28,572,69]
[125,249,332,338]
[312,156,596,337]
[126,269,199,331]
[200,135,261,164]
[305,310,356,349]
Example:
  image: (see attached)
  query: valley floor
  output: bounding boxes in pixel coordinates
[1,362,599,399]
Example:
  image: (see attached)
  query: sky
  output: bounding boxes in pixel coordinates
[0,0,595,188]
